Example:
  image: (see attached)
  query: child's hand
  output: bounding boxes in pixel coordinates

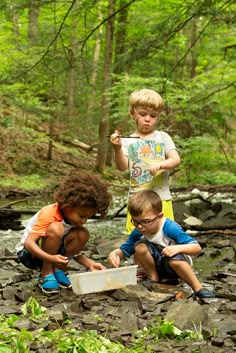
[149,162,163,176]
[89,262,106,271]
[162,245,181,257]
[52,254,69,267]
[107,250,120,268]
[110,130,122,147]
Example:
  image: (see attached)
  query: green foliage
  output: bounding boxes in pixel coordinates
[135,318,203,340]
[0,298,209,353]
[21,297,48,320]
[0,175,50,190]
[0,0,235,183]
[175,135,236,185]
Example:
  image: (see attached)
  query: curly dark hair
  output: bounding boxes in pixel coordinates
[54,172,112,217]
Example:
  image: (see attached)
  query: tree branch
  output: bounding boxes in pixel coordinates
[9,0,77,81]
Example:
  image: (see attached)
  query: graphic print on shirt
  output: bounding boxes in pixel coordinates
[128,139,165,189]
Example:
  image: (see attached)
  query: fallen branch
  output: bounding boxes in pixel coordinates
[62,138,98,153]
[0,198,29,209]
[191,223,236,231]
[194,230,236,236]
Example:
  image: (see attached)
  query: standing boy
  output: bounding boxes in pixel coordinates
[108,189,215,298]
[16,172,111,294]
[110,88,181,235]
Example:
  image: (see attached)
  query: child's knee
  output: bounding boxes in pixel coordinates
[169,259,189,271]
[78,227,90,243]
[135,242,148,256]
[46,222,64,237]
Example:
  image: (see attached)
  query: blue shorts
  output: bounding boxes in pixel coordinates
[134,239,187,280]
[17,235,67,270]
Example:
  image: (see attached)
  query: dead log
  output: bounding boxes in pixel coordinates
[62,138,98,153]
[190,223,236,231]
[194,230,236,236]
[0,198,28,209]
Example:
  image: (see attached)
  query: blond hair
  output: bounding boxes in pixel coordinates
[129,89,164,113]
[128,190,162,217]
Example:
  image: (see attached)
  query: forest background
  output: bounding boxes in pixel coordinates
[0,0,235,192]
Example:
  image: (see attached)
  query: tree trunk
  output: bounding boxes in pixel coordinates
[190,21,197,78]
[66,0,78,120]
[107,0,129,166]
[28,0,39,44]
[12,4,20,37]
[87,2,103,125]
[96,0,115,172]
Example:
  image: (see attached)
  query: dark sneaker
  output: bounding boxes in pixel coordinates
[136,270,148,282]
[142,278,159,290]
[159,278,180,285]
[38,274,60,294]
[54,270,72,289]
[195,288,215,298]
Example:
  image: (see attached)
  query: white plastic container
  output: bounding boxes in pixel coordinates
[69,265,138,295]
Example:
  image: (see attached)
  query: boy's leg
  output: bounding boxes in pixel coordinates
[134,242,159,282]
[53,227,90,288]
[162,200,174,221]
[168,260,202,292]
[63,226,90,257]
[126,210,135,235]
[40,222,65,277]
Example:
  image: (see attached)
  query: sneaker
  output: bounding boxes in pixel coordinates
[54,270,72,289]
[38,274,60,294]
[194,288,215,298]
[136,270,148,282]
[159,278,180,285]
[142,278,159,290]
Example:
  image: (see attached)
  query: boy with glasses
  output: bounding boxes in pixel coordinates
[109,88,181,235]
[107,189,215,298]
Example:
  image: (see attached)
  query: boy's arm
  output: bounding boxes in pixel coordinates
[24,234,68,265]
[110,130,129,171]
[107,248,125,268]
[108,229,142,267]
[75,254,106,270]
[163,219,202,257]
[149,149,181,176]
[161,149,181,169]
[162,243,202,258]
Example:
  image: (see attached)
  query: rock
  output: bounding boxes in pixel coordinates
[184,216,203,226]
[164,302,216,338]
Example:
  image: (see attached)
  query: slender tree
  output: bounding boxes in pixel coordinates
[96,0,115,172]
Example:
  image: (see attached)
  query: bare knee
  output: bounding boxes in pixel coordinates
[169,259,189,271]
[135,243,149,257]
[76,227,90,245]
[45,222,65,239]
[66,226,90,250]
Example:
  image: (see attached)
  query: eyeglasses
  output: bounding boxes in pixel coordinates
[131,214,161,228]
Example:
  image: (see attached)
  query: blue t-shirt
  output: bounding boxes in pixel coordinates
[120,218,198,265]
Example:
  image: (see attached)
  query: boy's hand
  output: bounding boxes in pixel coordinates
[107,250,120,268]
[162,245,181,257]
[52,254,69,267]
[149,162,163,176]
[89,262,106,271]
[110,130,122,148]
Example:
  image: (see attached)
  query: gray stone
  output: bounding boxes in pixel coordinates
[184,216,203,226]
[164,302,216,338]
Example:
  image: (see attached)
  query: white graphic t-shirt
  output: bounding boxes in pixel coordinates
[122,131,177,200]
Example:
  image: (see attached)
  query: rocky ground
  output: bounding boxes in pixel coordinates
[0,189,235,352]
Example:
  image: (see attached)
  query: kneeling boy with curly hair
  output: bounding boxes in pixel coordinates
[16,172,111,294]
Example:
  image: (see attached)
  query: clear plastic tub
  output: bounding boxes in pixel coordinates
[69,265,138,295]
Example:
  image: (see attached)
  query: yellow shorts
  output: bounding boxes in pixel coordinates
[125,199,174,235]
